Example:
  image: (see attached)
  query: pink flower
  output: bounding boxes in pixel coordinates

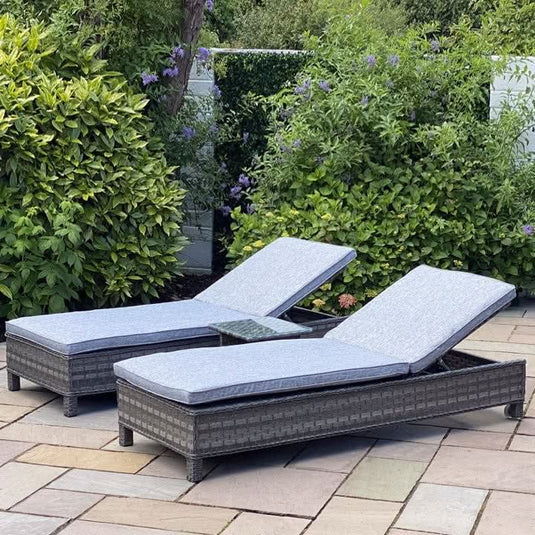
[338,293,357,309]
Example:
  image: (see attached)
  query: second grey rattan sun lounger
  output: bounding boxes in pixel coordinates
[5,238,355,415]
[114,266,525,481]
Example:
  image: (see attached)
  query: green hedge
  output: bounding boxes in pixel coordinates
[214,51,307,206]
[0,15,187,318]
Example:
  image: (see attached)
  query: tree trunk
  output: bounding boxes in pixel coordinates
[168,0,206,115]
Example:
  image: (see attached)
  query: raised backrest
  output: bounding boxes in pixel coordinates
[195,237,356,317]
[325,265,516,372]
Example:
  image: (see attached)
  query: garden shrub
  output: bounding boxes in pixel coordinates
[214,52,308,207]
[479,0,535,55]
[230,0,406,49]
[228,7,535,314]
[0,15,187,318]
[392,0,479,32]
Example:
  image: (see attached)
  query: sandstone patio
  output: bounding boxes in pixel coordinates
[0,300,534,535]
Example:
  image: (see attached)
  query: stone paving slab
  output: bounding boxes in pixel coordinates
[82,496,237,534]
[368,439,439,462]
[0,439,35,466]
[356,423,447,444]
[422,446,535,493]
[0,404,35,422]
[49,468,193,500]
[0,511,66,535]
[220,512,309,535]
[183,462,345,516]
[138,452,215,479]
[0,422,117,448]
[11,488,103,519]
[20,395,118,430]
[517,417,535,435]
[102,433,165,455]
[0,389,57,408]
[442,429,511,450]
[474,490,535,535]
[395,483,487,535]
[58,520,194,535]
[337,457,427,502]
[509,434,535,452]
[17,444,154,473]
[468,323,515,341]
[288,436,374,473]
[305,496,401,535]
[416,406,518,433]
[0,462,66,509]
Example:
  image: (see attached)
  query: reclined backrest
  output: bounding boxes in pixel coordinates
[195,237,356,317]
[325,265,516,372]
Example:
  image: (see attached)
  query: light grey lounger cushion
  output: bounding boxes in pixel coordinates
[195,237,356,317]
[6,300,254,356]
[114,338,408,405]
[326,265,516,373]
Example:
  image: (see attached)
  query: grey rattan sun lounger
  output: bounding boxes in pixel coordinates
[114,266,525,481]
[5,238,355,416]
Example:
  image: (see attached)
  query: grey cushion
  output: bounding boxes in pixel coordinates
[326,265,516,373]
[6,300,254,356]
[195,237,356,317]
[113,338,408,405]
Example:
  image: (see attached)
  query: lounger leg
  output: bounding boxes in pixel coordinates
[119,424,134,447]
[63,395,78,417]
[504,402,524,419]
[186,457,204,482]
[7,371,20,391]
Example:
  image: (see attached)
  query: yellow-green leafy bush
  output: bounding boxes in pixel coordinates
[0,15,187,318]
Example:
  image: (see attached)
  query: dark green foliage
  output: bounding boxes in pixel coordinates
[0,15,187,318]
[228,9,535,314]
[215,52,307,180]
[393,0,479,31]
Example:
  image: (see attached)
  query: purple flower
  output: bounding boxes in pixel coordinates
[230,185,242,199]
[315,156,325,165]
[389,54,400,66]
[246,203,256,214]
[205,0,214,11]
[163,66,179,78]
[197,47,211,62]
[171,46,185,61]
[523,225,534,236]
[319,80,332,92]
[293,139,302,149]
[141,72,158,86]
[243,132,250,143]
[238,174,250,187]
[212,84,222,98]
[220,161,227,172]
[209,123,219,135]
[294,79,311,96]
[220,205,231,216]
[430,40,440,52]
[182,126,196,139]
[361,95,369,106]
[367,55,376,68]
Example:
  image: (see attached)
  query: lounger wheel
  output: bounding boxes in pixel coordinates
[504,402,523,420]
